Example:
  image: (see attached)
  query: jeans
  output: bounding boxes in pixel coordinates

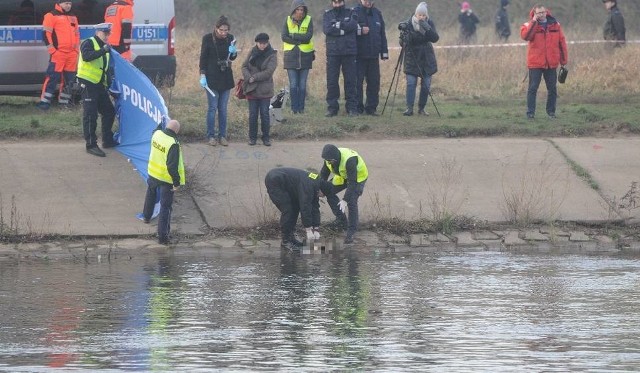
[287,69,309,113]
[326,181,366,236]
[326,55,358,114]
[248,98,271,142]
[143,177,174,243]
[205,88,230,139]
[405,73,432,110]
[527,68,558,117]
[356,58,381,114]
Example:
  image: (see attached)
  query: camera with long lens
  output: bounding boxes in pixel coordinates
[217,60,229,72]
[398,22,410,32]
[398,22,411,43]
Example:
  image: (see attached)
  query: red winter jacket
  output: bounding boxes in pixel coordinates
[520,8,568,69]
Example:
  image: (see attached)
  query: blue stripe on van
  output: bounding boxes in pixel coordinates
[0,25,168,44]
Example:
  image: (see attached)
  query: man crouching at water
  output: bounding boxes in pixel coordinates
[265,167,335,250]
[143,119,185,245]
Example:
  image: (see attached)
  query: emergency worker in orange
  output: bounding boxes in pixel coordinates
[38,0,80,110]
[104,0,134,61]
[520,4,568,120]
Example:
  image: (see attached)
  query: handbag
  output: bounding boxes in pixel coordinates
[234,78,246,99]
[558,65,568,84]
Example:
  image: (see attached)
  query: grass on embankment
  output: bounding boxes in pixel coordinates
[1,27,639,142]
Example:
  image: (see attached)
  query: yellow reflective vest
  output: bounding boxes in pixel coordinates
[325,148,368,186]
[148,130,185,185]
[283,15,314,53]
[77,37,109,85]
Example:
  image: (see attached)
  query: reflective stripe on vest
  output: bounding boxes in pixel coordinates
[325,148,368,186]
[148,130,186,185]
[76,37,109,85]
[283,16,314,53]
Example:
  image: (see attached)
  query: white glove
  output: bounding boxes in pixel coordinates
[312,227,320,240]
[306,227,314,241]
[335,21,341,29]
[338,200,348,214]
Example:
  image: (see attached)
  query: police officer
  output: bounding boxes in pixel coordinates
[37,0,80,110]
[77,22,117,157]
[104,0,134,61]
[322,0,359,117]
[354,0,388,116]
[143,119,185,245]
[265,168,335,250]
[320,144,368,244]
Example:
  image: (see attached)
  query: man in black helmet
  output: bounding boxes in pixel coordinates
[265,168,335,250]
[320,144,368,244]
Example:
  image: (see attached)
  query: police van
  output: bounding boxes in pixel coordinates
[0,0,176,96]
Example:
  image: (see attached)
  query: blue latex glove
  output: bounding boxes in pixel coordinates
[228,44,237,54]
[199,74,207,88]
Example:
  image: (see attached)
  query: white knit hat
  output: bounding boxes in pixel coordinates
[415,2,428,17]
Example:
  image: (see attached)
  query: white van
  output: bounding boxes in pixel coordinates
[0,0,176,96]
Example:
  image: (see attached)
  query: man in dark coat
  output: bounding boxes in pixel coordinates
[354,0,388,116]
[265,168,335,250]
[495,0,511,42]
[323,0,359,117]
[602,0,625,48]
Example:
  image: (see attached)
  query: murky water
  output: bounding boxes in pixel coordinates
[1,248,640,371]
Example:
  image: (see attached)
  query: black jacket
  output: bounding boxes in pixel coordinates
[265,168,332,228]
[604,6,625,45]
[199,32,237,91]
[323,5,358,56]
[354,4,388,59]
[400,17,439,77]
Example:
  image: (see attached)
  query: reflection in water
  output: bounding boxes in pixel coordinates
[1,250,640,370]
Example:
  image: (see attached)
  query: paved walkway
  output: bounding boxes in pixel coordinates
[0,138,638,253]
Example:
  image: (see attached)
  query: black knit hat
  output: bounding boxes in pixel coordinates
[255,32,269,42]
[321,144,341,162]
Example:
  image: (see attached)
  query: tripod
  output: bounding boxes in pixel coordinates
[381,43,440,117]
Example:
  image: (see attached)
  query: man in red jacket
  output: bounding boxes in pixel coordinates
[104,0,134,61]
[520,5,568,120]
[37,0,80,110]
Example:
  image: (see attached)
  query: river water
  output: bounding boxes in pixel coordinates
[1,248,639,371]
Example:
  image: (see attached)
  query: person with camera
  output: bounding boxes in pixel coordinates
[520,5,568,120]
[458,2,479,44]
[602,0,625,48]
[354,0,388,116]
[199,15,238,147]
[241,33,278,146]
[323,0,359,117]
[399,2,439,117]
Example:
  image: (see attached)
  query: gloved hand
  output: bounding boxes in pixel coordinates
[228,44,237,54]
[199,74,207,88]
[338,199,348,214]
[312,227,321,240]
[103,43,111,52]
[306,227,315,241]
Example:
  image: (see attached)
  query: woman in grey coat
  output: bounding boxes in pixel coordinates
[242,33,278,146]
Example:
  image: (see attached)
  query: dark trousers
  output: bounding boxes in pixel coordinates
[326,54,358,114]
[326,181,366,235]
[80,80,115,148]
[356,57,381,114]
[527,68,558,117]
[248,98,270,142]
[266,185,299,242]
[143,177,174,243]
